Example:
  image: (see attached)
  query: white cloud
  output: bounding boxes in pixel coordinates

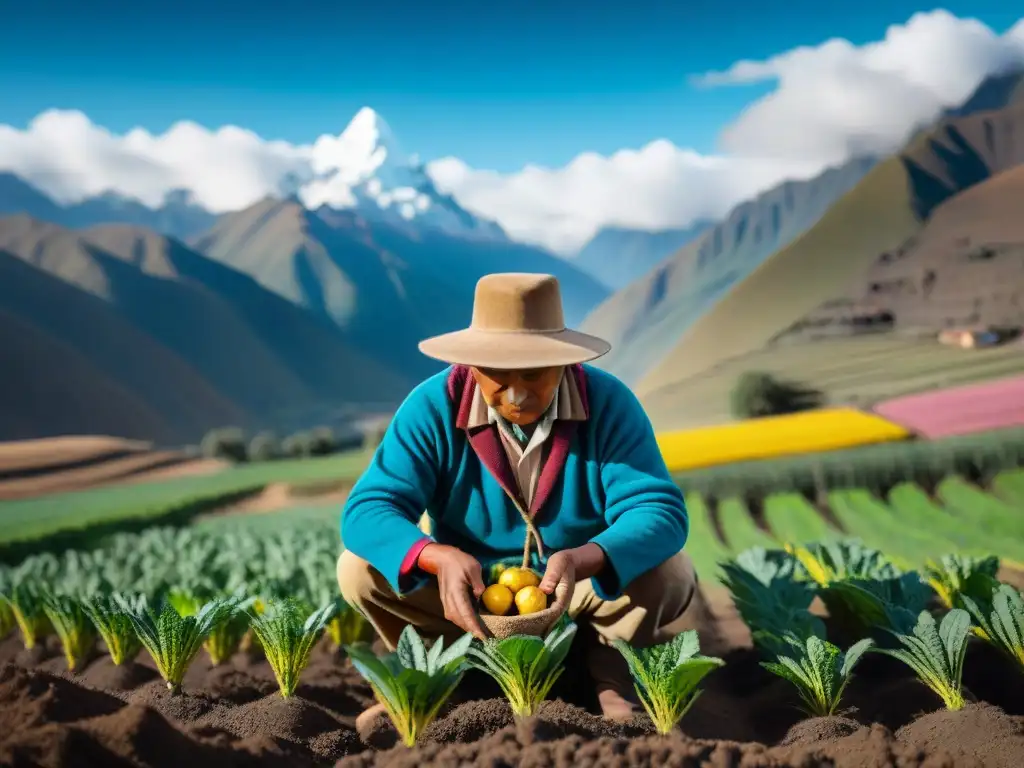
[427,145,819,255]
[0,11,1021,255]
[694,10,1024,164]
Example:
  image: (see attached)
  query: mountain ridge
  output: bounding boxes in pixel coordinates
[0,214,414,443]
[636,97,1024,403]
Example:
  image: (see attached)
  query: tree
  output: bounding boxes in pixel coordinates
[730,371,824,419]
[200,427,247,462]
[248,431,280,463]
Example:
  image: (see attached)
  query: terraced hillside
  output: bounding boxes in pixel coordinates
[579,157,875,386]
[641,334,1024,429]
[637,98,1024,413]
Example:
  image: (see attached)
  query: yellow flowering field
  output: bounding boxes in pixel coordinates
[656,408,910,472]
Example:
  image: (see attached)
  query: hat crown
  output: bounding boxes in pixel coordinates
[470,273,565,333]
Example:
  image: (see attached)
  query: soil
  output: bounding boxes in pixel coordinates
[0,598,1022,768]
[193,481,351,520]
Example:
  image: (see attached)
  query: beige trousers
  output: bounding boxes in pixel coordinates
[336,548,713,701]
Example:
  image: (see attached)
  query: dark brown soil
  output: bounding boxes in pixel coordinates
[0,595,1021,768]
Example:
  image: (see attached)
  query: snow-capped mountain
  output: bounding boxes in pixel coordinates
[0,107,512,246]
[299,107,508,242]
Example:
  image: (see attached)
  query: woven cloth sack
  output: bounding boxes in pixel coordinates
[480,588,567,639]
[477,499,570,638]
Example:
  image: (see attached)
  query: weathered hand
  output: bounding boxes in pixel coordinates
[417,543,491,641]
[539,550,577,617]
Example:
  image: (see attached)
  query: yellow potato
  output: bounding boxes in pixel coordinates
[514,585,547,615]
[498,567,540,594]
[481,584,514,616]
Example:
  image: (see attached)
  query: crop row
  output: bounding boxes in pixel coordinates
[0,526,374,695]
[656,407,909,471]
[2,519,1023,745]
[718,541,1024,717]
[672,427,1024,510]
[872,374,1024,439]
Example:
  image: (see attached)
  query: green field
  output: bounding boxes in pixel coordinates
[0,451,367,553]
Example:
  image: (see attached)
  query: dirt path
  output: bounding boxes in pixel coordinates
[192,481,352,520]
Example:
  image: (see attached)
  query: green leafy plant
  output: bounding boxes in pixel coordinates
[761,635,873,716]
[169,588,255,665]
[0,570,14,639]
[2,580,50,649]
[960,583,1024,673]
[116,594,241,693]
[248,598,337,697]
[922,555,1000,610]
[876,608,971,711]
[326,599,373,649]
[41,592,98,671]
[466,619,577,718]
[825,573,934,633]
[719,549,826,657]
[345,626,474,747]
[612,630,724,735]
[82,594,142,665]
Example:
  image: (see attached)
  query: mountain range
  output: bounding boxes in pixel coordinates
[0,110,609,443]
[627,71,1024,427]
[2,72,1023,442]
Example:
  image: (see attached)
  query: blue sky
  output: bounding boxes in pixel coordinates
[0,0,1019,172]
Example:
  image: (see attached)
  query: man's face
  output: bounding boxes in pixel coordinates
[471,366,563,425]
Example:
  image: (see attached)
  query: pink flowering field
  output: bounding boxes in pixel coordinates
[872,375,1024,438]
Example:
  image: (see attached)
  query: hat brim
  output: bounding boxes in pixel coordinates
[418,328,611,369]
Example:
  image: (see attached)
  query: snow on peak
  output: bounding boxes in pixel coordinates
[299,108,505,241]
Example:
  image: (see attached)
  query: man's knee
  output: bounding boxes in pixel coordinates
[624,550,697,618]
[628,550,695,597]
[336,550,380,607]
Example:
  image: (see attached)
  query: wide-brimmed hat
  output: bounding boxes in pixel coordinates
[418,273,611,369]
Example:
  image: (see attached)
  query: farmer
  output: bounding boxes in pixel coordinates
[337,272,711,726]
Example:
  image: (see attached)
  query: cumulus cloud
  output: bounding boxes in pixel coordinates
[0,10,1021,255]
[427,146,819,255]
[694,10,1024,164]
[433,10,1024,252]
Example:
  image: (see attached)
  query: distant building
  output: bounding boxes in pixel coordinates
[937,328,1001,349]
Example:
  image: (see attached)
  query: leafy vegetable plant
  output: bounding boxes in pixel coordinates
[41,592,98,671]
[117,594,241,693]
[248,598,337,697]
[169,588,255,665]
[466,618,577,717]
[345,625,474,747]
[612,630,724,735]
[959,583,1024,673]
[0,569,15,639]
[877,608,972,711]
[762,635,873,716]
[719,549,825,657]
[82,594,142,665]
[922,555,1000,610]
[3,580,50,649]
[326,598,373,649]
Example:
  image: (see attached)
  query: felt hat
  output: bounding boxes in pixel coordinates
[418,273,611,369]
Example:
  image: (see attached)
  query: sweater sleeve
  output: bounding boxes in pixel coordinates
[587,377,689,600]
[340,380,442,595]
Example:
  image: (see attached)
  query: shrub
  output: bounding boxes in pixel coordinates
[307,426,336,456]
[248,432,280,463]
[281,431,311,458]
[200,427,247,462]
[730,371,824,419]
